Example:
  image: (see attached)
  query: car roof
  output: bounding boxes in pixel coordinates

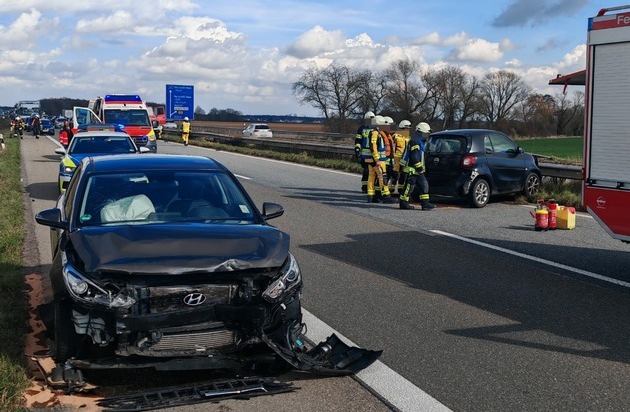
[74,131,131,139]
[431,129,500,136]
[83,154,227,173]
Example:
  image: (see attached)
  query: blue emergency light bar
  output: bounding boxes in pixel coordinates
[77,123,126,132]
[104,95,142,103]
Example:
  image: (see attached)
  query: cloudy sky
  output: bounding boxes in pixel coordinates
[0,0,605,116]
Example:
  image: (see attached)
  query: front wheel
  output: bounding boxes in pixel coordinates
[469,178,490,208]
[51,299,80,362]
[523,172,541,201]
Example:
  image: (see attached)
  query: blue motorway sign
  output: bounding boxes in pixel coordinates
[166,84,194,120]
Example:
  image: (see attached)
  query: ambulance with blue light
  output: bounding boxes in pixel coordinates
[73,94,158,152]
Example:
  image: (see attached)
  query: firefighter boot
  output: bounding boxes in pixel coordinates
[421,201,436,211]
[380,196,397,204]
[399,201,415,210]
[367,196,373,203]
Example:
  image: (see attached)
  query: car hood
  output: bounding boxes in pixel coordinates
[69,224,290,274]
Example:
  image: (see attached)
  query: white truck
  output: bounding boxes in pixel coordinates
[550,5,630,242]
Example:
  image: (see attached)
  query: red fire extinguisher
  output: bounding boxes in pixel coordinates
[546,199,557,230]
[530,199,549,231]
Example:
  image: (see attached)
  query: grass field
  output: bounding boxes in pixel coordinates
[510,136,582,164]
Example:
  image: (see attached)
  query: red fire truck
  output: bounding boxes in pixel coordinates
[550,5,630,242]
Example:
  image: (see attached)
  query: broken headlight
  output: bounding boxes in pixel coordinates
[62,261,135,309]
[262,253,302,303]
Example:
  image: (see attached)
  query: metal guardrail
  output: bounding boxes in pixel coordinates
[164,129,583,181]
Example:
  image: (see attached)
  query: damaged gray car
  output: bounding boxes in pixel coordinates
[35,154,381,380]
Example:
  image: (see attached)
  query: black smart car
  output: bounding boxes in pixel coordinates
[35,154,379,381]
[425,129,541,208]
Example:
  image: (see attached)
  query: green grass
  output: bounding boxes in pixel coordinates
[517,136,582,164]
[0,128,30,412]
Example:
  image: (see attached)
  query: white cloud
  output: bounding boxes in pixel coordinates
[450,38,504,62]
[76,10,135,34]
[286,26,346,58]
[0,8,44,46]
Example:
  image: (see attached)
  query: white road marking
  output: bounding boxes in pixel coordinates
[303,309,453,412]
[431,230,630,288]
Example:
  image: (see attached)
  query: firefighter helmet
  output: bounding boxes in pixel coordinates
[398,120,411,129]
[370,115,386,126]
[415,122,431,133]
[184,116,189,121]
[363,111,375,119]
[383,116,394,125]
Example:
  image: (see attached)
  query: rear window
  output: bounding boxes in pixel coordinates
[254,125,270,130]
[427,136,467,154]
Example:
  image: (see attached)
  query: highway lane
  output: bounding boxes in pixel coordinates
[160,140,630,412]
[21,136,630,411]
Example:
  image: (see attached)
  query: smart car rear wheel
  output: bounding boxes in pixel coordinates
[523,172,541,201]
[469,178,490,208]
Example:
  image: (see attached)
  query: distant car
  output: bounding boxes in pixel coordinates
[41,118,55,135]
[34,154,380,376]
[424,129,541,208]
[162,122,178,129]
[55,130,149,193]
[54,116,67,129]
[243,123,273,138]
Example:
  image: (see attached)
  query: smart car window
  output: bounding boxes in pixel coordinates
[489,132,516,153]
[428,136,465,154]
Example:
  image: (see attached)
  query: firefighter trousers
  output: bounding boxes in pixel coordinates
[367,162,391,197]
[400,172,429,204]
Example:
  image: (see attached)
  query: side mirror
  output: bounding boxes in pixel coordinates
[152,120,159,128]
[55,147,66,155]
[261,202,284,220]
[139,147,151,153]
[35,208,68,230]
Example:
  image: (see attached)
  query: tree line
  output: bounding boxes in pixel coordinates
[291,59,584,137]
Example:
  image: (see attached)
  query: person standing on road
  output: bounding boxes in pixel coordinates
[355,112,375,193]
[31,115,42,139]
[181,117,191,146]
[392,120,411,196]
[62,118,74,147]
[365,115,396,204]
[399,122,436,210]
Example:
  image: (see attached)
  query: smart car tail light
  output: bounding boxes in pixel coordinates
[461,154,477,168]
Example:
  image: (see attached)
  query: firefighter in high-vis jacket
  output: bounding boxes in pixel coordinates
[391,119,411,195]
[355,112,375,193]
[181,117,191,146]
[399,122,436,210]
[363,115,396,204]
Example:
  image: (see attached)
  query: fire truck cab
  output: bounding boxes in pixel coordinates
[550,5,630,242]
[73,95,158,152]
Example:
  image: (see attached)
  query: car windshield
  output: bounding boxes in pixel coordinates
[69,136,136,154]
[78,171,257,226]
[103,109,151,126]
[427,136,467,154]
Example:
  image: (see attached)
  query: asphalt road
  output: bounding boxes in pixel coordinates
[21,135,630,412]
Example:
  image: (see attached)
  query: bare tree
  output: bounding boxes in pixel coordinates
[555,91,584,136]
[292,64,370,132]
[515,94,556,137]
[382,59,436,122]
[356,71,388,118]
[431,66,480,130]
[478,70,532,128]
